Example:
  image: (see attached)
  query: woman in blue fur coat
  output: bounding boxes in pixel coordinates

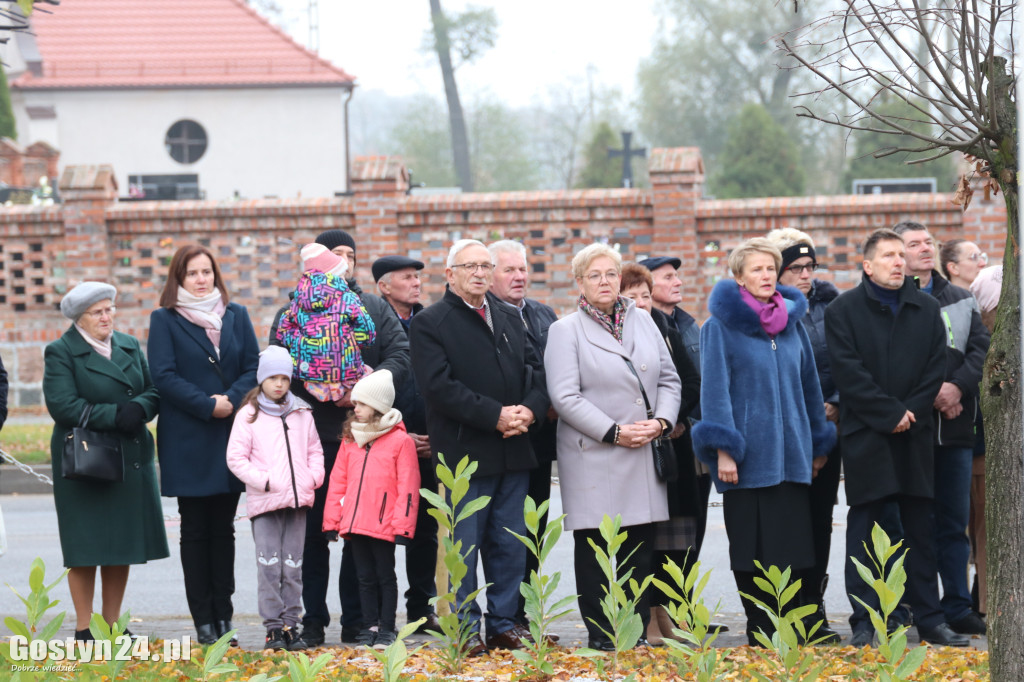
[691,238,835,646]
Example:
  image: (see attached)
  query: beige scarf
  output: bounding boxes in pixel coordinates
[74,323,112,360]
[175,287,226,356]
[350,408,403,447]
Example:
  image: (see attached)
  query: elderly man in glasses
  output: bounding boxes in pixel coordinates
[409,239,549,657]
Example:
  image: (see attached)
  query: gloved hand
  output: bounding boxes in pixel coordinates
[114,402,146,432]
[324,530,339,543]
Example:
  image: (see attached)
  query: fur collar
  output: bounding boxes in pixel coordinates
[707,280,808,336]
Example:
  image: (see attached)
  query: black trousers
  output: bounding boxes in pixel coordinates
[516,459,552,622]
[734,567,818,642]
[349,534,398,631]
[404,457,439,619]
[573,523,655,641]
[301,440,363,631]
[846,495,942,632]
[807,447,843,605]
[693,472,712,555]
[178,492,240,627]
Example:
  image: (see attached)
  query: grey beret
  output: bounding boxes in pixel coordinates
[60,282,117,320]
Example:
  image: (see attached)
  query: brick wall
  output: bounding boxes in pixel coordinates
[0,148,1008,408]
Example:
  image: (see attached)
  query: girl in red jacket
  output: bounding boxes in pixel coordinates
[322,369,420,649]
[226,346,325,651]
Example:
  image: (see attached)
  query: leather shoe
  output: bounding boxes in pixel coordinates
[949,611,987,635]
[810,625,843,646]
[918,622,970,647]
[215,620,239,647]
[413,612,442,635]
[587,636,615,652]
[709,621,730,632]
[196,623,218,645]
[849,629,874,647]
[486,626,529,651]
[463,633,488,657]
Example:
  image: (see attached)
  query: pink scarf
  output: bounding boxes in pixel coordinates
[738,285,788,337]
[74,323,112,360]
[175,287,227,355]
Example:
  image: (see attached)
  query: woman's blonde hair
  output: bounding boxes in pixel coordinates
[571,243,622,280]
[727,238,783,277]
[764,227,814,251]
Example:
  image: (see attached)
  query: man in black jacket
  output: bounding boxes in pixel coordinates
[826,228,967,647]
[0,351,8,433]
[270,229,411,646]
[372,254,439,634]
[893,221,990,635]
[410,239,548,656]
[486,239,559,630]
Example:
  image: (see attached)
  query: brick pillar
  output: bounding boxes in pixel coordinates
[350,155,409,282]
[647,147,705,313]
[0,137,24,186]
[59,165,117,286]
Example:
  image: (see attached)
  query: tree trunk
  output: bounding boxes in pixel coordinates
[984,177,1022,681]
[429,0,473,192]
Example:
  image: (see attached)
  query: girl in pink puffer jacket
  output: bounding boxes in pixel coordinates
[226,346,325,652]
[322,369,419,649]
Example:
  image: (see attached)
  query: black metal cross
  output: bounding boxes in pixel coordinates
[607,131,646,188]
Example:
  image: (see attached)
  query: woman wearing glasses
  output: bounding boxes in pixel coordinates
[43,282,168,641]
[764,228,843,643]
[940,239,987,290]
[544,243,681,651]
[148,244,260,645]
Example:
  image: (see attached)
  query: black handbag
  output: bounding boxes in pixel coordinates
[624,358,678,483]
[63,404,124,483]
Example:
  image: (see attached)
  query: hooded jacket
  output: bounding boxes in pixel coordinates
[804,279,840,404]
[322,421,420,543]
[692,282,836,493]
[226,399,325,518]
[926,272,990,447]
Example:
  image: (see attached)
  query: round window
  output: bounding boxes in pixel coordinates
[165,119,208,164]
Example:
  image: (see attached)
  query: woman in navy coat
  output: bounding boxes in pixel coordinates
[148,244,259,645]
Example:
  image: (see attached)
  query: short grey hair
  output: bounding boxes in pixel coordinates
[727,238,782,277]
[572,243,622,280]
[487,239,527,265]
[446,239,487,267]
[377,271,394,288]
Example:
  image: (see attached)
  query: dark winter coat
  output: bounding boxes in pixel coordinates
[825,277,946,505]
[0,351,8,431]
[928,273,990,447]
[519,298,560,464]
[804,280,840,404]
[148,304,260,497]
[44,327,169,567]
[389,301,427,435]
[409,288,549,478]
[270,281,411,447]
[692,282,835,494]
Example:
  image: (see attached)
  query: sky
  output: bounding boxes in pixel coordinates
[275,0,661,108]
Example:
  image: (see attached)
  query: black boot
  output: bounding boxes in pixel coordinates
[196,623,217,645]
[215,620,239,647]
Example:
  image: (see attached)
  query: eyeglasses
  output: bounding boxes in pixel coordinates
[451,262,494,273]
[585,271,620,284]
[84,306,116,319]
[785,263,819,275]
[961,252,988,264]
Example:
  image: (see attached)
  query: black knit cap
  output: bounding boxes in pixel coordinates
[780,243,816,272]
[315,229,357,253]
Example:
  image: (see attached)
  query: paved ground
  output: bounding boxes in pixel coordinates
[0,466,988,654]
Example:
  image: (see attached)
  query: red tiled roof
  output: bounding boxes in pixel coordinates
[12,0,355,89]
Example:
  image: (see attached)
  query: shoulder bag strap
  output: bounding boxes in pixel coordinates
[622,358,655,420]
[78,404,93,428]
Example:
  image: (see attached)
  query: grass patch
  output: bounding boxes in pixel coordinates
[0,422,53,464]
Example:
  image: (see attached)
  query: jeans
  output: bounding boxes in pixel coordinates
[517,459,552,622]
[933,445,974,622]
[451,471,529,637]
[178,493,240,627]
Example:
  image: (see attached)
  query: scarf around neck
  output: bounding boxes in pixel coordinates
[738,285,788,337]
[258,391,297,418]
[578,294,628,343]
[74,323,113,360]
[350,407,403,448]
[175,287,226,355]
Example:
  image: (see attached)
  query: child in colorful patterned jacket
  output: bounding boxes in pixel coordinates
[276,243,376,403]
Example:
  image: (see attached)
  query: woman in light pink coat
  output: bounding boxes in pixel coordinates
[226,346,325,652]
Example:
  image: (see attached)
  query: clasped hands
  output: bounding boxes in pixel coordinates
[618,419,663,448]
[497,405,536,438]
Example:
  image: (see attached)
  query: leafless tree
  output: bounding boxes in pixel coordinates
[779,2,1019,678]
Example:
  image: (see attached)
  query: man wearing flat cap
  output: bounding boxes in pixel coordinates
[270,229,411,646]
[372,254,439,634]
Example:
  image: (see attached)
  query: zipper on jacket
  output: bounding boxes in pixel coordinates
[405,493,412,517]
[771,338,777,351]
[348,444,372,535]
[378,492,388,524]
[281,416,300,508]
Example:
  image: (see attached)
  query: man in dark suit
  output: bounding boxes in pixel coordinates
[409,239,548,656]
[486,239,559,631]
[826,227,968,647]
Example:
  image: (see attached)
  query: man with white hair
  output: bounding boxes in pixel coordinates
[409,239,549,656]
[487,239,559,632]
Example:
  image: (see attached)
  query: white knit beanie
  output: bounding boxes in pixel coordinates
[350,369,395,414]
[300,243,348,278]
[257,346,294,384]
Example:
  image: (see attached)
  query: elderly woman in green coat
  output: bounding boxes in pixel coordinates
[43,282,169,641]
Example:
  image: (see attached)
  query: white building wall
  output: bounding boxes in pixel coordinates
[15,87,349,200]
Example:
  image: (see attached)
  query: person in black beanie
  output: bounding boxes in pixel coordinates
[270,229,411,645]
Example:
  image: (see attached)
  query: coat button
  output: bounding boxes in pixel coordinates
[126,389,134,396]
[134,438,140,444]
[133,462,140,470]
[640,364,647,371]
[636,398,643,405]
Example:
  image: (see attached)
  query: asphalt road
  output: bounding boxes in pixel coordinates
[0,483,987,652]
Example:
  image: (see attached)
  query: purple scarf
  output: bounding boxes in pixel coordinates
[738,285,788,336]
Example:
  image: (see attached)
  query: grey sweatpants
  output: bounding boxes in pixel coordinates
[252,507,307,630]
